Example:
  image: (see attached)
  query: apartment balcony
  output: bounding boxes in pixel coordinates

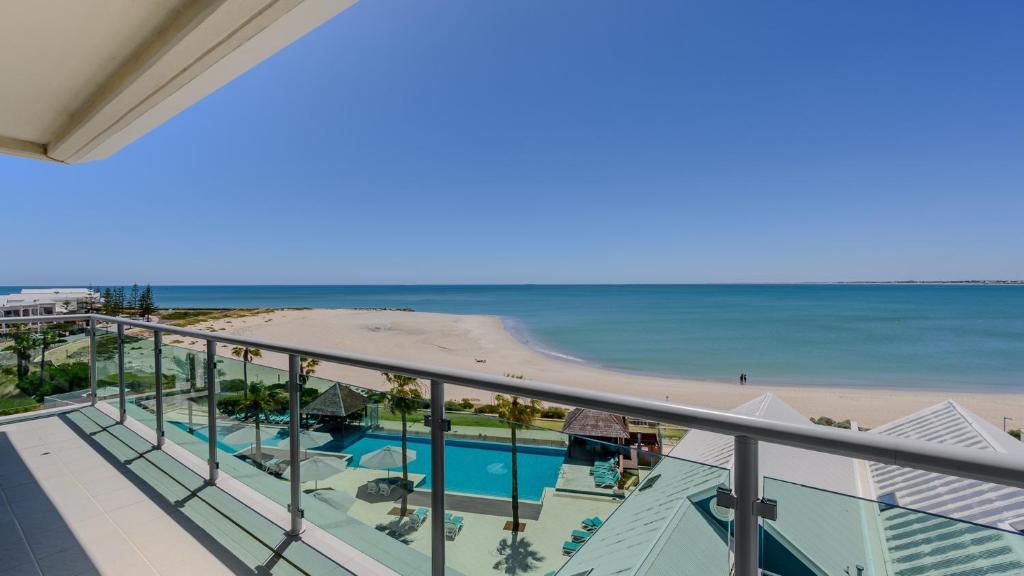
[2,314,1024,576]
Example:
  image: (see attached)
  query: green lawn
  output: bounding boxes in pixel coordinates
[376,406,567,430]
[0,372,40,415]
[157,308,302,327]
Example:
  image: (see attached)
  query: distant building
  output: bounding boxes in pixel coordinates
[0,288,99,330]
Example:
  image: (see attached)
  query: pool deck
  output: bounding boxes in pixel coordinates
[153,402,628,576]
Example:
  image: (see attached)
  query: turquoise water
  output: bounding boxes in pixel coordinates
[168,421,248,453]
[319,432,565,501]
[7,284,1022,390]
[168,421,565,500]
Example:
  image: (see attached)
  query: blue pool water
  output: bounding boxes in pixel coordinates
[168,423,565,500]
[326,433,565,501]
[168,421,249,453]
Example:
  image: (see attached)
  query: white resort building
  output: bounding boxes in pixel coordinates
[0,288,99,329]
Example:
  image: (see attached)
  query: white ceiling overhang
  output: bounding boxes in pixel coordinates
[0,0,357,163]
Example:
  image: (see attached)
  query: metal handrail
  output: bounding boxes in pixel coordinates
[5,312,1024,487]
[6,312,1024,576]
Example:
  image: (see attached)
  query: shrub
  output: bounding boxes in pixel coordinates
[301,387,320,404]
[444,399,477,411]
[540,406,567,419]
[473,404,500,415]
[217,394,246,415]
[811,416,852,430]
[16,361,90,401]
[219,378,247,393]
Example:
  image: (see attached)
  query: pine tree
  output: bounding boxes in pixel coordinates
[111,286,126,316]
[128,284,141,316]
[101,288,115,315]
[138,285,156,321]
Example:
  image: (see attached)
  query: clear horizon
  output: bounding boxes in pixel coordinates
[2,1,1022,285]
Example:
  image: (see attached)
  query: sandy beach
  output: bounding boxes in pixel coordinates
[158,308,1024,429]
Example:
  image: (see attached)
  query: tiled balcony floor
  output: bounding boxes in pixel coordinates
[0,410,352,576]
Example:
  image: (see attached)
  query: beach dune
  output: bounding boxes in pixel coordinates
[175,308,1023,429]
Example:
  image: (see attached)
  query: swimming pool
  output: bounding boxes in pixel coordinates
[169,422,566,500]
[330,433,566,501]
[168,421,248,453]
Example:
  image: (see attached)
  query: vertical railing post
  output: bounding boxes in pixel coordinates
[288,354,303,536]
[117,323,126,423]
[154,330,164,448]
[430,379,446,576]
[89,318,97,405]
[733,436,760,576]
[206,340,218,484]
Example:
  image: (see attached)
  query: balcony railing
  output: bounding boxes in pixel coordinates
[2,313,1023,576]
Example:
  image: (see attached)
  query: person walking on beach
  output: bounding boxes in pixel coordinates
[739,373,747,385]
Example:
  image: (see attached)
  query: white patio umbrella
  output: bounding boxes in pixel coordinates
[287,455,348,490]
[277,429,333,458]
[223,425,279,463]
[222,425,279,445]
[359,445,415,478]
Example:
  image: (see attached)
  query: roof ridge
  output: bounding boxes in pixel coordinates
[945,400,1005,453]
[868,400,955,435]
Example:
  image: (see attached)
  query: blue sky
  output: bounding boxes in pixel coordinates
[2,1,1022,285]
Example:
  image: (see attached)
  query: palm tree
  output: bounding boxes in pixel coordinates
[297,357,321,426]
[299,357,320,385]
[495,389,542,534]
[36,329,66,388]
[2,325,38,379]
[230,346,262,399]
[382,372,423,517]
[242,382,285,463]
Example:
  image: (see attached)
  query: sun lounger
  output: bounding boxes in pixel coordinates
[409,507,429,528]
[582,516,603,531]
[262,458,287,475]
[571,529,593,542]
[590,458,618,475]
[444,513,464,540]
[563,540,583,556]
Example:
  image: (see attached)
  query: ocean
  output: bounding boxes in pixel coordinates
[4,284,1021,391]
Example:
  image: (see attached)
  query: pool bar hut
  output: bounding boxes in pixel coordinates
[301,383,368,429]
[562,407,631,460]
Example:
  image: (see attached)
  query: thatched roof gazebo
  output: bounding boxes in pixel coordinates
[562,408,630,460]
[301,383,368,422]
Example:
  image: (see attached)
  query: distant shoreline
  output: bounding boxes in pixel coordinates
[498,314,1022,396]
[159,308,1024,428]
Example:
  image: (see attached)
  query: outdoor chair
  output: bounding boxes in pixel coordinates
[562,540,583,556]
[582,516,603,531]
[366,481,378,495]
[571,529,593,542]
[444,513,464,540]
[409,507,429,528]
